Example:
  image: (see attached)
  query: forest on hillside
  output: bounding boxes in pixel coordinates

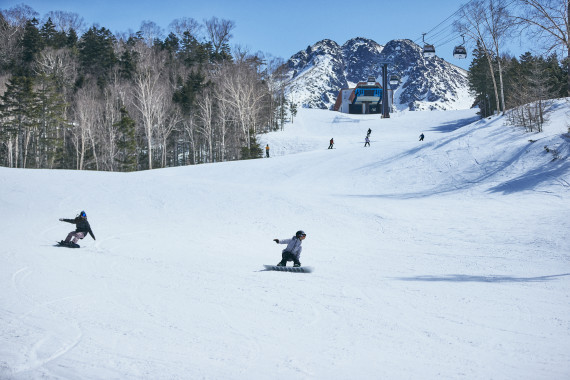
[0,0,568,171]
[0,5,294,171]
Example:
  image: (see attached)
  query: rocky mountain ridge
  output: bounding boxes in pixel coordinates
[282,37,473,111]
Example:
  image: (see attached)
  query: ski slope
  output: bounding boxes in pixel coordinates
[1,101,569,379]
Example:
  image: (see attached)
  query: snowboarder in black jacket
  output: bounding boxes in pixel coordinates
[59,211,95,247]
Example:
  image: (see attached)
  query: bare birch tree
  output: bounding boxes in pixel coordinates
[43,10,85,33]
[512,0,570,94]
[456,0,506,114]
[169,17,202,41]
[138,20,164,47]
[196,87,216,162]
[132,45,167,169]
[72,81,100,170]
[204,17,235,56]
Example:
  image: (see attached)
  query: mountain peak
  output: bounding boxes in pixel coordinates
[282,38,473,111]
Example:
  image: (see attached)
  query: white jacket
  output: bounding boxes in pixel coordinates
[278,236,303,260]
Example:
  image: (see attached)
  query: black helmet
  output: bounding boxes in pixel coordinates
[80,211,87,218]
[295,230,306,238]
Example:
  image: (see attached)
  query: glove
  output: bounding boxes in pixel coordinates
[59,218,63,221]
[273,239,279,243]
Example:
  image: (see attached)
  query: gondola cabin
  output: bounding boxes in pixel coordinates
[389,75,400,86]
[423,44,436,58]
[453,45,467,59]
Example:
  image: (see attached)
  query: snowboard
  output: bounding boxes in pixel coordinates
[55,241,80,248]
[263,265,313,273]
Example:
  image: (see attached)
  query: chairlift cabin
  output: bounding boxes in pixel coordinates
[453,45,467,59]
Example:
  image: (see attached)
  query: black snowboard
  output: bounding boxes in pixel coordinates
[55,241,80,248]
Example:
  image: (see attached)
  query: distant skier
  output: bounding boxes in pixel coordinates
[419,133,425,141]
[328,138,334,149]
[59,211,96,248]
[266,144,270,158]
[364,136,370,147]
[367,128,372,137]
[273,230,306,267]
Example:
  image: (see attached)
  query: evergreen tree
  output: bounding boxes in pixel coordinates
[78,26,116,86]
[66,28,78,49]
[468,41,496,117]
[40,18,57,46]
[0,76,37,167]
[544,54,568,98]
[240,131,263,159]
[118,49,137,80]
[173,70,208,115]
[290,102,298,124]
[34,73,67,168]
[163,32,180,57]
[114,106,137,171]
[20,18,43,75]
[179,31,210,67]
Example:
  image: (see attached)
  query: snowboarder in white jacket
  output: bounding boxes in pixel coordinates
[273,230,306,267]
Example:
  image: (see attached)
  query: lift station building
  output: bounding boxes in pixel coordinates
[333,77,393,114]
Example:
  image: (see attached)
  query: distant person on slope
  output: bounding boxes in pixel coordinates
[419,133,425,141]
[273,230,306,267]
[364,136,370,147]
[266,144,270,158]
[59,211,96,248]
[328,138,334,149]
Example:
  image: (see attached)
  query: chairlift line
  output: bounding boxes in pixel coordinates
[414,0,478,59]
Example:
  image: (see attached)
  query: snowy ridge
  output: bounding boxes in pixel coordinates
[1,100,569,379]
[283,38,473,111]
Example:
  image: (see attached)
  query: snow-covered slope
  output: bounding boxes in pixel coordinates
[1,102,569,379]
[283,38,473,111]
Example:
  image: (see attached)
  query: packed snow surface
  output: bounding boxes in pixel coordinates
[1,101,570,379]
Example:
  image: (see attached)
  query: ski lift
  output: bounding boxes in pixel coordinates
[453,34,467,59]
[422,33,436,58]
[389,74,400,86]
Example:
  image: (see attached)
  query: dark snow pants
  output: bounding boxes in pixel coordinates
[278,251,300,266]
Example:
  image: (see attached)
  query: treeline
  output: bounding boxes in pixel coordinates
[456,0,569,131]
[0,5,293,171]
[469,43,568,125]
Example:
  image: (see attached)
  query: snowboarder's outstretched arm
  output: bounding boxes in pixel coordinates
[59,218,75,224]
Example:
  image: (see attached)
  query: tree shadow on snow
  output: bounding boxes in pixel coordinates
[396,273,570,283]
[430,116,480,133]
[488,160,570,194]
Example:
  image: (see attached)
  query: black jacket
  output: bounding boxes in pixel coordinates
[62,217,96,240]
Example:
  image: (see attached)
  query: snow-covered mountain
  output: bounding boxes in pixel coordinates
[282,37,473,111]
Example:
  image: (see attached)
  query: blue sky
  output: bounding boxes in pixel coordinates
[2,0,515,70]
